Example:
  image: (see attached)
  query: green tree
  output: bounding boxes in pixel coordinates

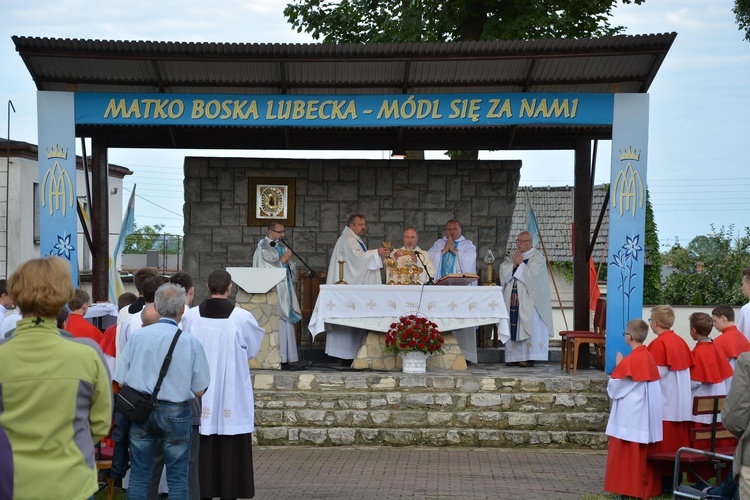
[643,191,662,304]
[735,0,750,41]
[285,0,647,43]
[662,225,750,306]
[124,223,165,254]
[285,0,648,160]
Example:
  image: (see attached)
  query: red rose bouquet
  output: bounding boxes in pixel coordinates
[384,314,444,355]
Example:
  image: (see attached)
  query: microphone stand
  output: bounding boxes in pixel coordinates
[279,238,315,278]
[415,251,435,285]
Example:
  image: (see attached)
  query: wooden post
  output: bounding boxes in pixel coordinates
[91,137,110,302]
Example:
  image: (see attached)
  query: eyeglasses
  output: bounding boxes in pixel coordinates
[647,318,654,323]
[517,239,532,243]
[622,331,632,338]
[270,229,285,234]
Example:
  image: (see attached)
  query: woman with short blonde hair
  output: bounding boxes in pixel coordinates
[0,257,112,499]
[9,256,74,318]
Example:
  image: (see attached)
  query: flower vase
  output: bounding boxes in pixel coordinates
[400,351,428,374]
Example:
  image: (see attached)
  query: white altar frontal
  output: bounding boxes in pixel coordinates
[309,285,510,370]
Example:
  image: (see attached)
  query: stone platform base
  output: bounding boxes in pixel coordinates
[352,332,467,371]
[252,363,610,448]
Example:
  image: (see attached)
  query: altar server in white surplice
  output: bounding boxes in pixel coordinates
[180,269,265,500]
[427,220,477,281]
[253,221,301,366]
[325,213,390,363]
[604,318,663,499]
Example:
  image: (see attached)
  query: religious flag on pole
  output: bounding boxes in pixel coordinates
[525,189,539,246]
[570,223,602,312]
[589,256,601,312]
[108,186,136,303]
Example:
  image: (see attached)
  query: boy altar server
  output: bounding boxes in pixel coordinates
[604,318,663,499]
[688,312,733,424]
[712,305,750,392]
[646,305,695,491]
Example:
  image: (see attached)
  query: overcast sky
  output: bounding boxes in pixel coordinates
[2,0,749,249]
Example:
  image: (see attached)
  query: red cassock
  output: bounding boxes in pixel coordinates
[65,313,104,342]
[604,346,663,499]
[713,326,750,360]
[98,324,118,358]
[647,331,694,456]
[691,341,733,385]
[690,340,735,456]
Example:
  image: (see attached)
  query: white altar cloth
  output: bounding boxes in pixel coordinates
[309,285,510,362]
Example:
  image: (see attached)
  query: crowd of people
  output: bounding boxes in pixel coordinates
[0,259,265,499]
[5,213,750,499]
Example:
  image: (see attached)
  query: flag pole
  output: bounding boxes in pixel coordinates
[526,190,568,330]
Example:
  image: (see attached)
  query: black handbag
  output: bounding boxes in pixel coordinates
[115,329,182,424]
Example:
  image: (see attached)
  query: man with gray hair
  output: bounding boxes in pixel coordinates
[114,283,210,499]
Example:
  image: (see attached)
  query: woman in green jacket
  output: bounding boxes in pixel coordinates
[0,257,112,499]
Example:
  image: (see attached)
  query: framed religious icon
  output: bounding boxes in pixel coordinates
[248,177,296,226]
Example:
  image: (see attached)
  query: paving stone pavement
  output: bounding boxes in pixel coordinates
[253,446,608,499]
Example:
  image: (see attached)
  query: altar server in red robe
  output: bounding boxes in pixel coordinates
[712,305,750,392]
[687,312,735,479]
[646,305,694,490]
[689,312,733,423]
[604,318,663,499]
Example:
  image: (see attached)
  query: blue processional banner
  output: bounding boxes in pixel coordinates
[38,91,79,285]
[605,94,650,373]
[75,92,614,127]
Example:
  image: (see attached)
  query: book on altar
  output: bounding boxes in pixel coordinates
[434,273,479,286]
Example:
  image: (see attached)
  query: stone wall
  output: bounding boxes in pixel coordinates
[183,157,522,303]
[252,370,610,448]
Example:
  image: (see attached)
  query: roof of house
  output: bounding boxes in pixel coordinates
[509,185,609,263]
[0,138,133,178]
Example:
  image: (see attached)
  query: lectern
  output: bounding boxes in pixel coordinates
[226,267,286,369]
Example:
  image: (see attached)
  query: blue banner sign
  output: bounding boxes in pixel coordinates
[38,91,79,285]
[75,92,614,127]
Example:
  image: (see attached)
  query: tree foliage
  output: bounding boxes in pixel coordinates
[124,223,182,255]
[735,0,750,42]
[284,0,646,43]
[662,225,750,306]
[643,191,662,304]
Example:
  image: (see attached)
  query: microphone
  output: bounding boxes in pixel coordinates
[414,250,421,256]
[270,239,278,247]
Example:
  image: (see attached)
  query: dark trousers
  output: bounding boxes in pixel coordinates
[111,410,131,478]
[148,425,200,500]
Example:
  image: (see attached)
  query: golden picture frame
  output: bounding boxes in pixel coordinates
[248,177,296,226]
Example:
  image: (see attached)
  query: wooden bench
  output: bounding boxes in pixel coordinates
[647,395,736,498]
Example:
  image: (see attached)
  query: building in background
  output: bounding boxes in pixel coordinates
[0,138,132,278]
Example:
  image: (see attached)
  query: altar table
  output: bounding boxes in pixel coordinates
[309,285,510,364]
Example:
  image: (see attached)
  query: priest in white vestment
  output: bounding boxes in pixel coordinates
[499,231,553,367]
[390,227,435,285]
[427,220,477,281]
[180,269,265,499]
[253,222,301,365]
[427,220,479,362]
[325,213,389,361]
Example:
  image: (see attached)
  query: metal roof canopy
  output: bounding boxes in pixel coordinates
[14,34,674,335]
[12,34,675,151]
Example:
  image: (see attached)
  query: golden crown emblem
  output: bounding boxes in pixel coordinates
[618,146,640,161]
[45,144,68,160]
